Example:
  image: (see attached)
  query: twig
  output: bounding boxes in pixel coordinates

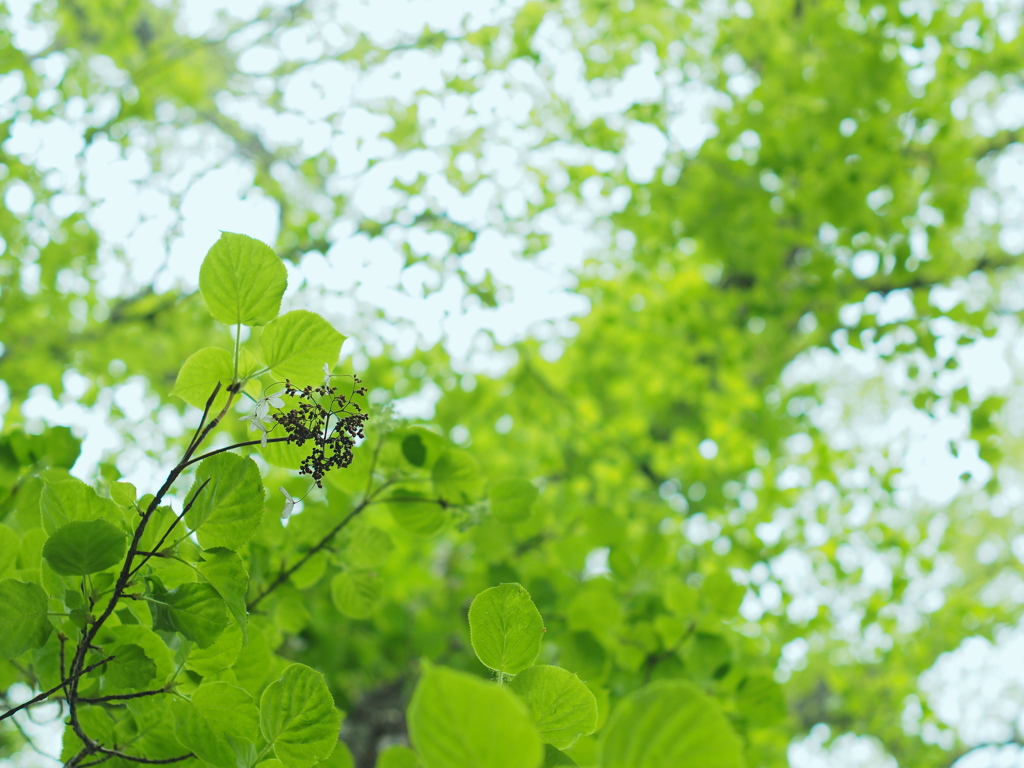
[0,656,114,723]
[128,478,210,578]
[78,688,169,704]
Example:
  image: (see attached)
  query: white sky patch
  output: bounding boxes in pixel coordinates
[788,726,897,768]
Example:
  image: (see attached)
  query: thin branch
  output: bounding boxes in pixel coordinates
[78,688,169,705]
[95,747,194,765]
[182,436,292,468]
[0,656,115,723]
[128,478,211,578]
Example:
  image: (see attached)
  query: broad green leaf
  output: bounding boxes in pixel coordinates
[401,434,427,466]
[199,231,287,326]
[468,583,544,676]
[171,696,237,766]
[408,663,543,768]
[192,681,260,740]
[386,489,444,535]
[377,745,419,768]
[260,663,343,768]
[157,582,230,648]
[97,625,174,690]
[509,666,598,749]
[331,571,381,620]
[103,643,156,690]
[489,479,539,524]
[432,450,484,504]
[109,481,136,508]
[685,632,732,680]
[186,623,243,676]
[0,524,19,577]
[185,453,265,550]
[196,547,249,637]
[597,680,744,768]
[544,746,578,767]
[260,310,345,384]
[172,347,261,410]
[345,525,394,569]
[318,742,355,768]
[0,579,51,660]
[39,475,119,535]
[42,519,127,575]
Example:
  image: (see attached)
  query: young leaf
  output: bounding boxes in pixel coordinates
[42,519,127,575]
[259,310,345,384]
[407,663,543,768]
[377,745,420,768]
[156,582,230,648]
[103,643,157,690]
[596,680,744,768]
[95,625,174,690]
[199,232,287,326]
[330,571,381,620]
[509,666,598,749]
[171,697,238,766]
[185,453,265,550]
[468,583,544,676]
[196,547,249,637]
[0,579,51,660]
[489,479,539,524]
[0,524,20,577]
[543,746,578,767]
[431,449,484,504]
[260,663,343,768]
[186,623,243,676]
[191,681,261,741]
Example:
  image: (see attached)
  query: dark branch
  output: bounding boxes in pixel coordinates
[0,655,114,722]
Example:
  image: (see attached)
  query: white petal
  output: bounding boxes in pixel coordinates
[267,395,285,408]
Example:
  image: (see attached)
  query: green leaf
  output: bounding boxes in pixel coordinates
[171,696,237,766]
[345,525,394,569]
[386,489,444,536]
[192,681,260,740]
[318,742,355,768]
[377,745,419,768]
[103,643,156,690]
[468,583,544,676]
[0,579,51,660]
[199,231,287,326]
[543,745,578,767]
[401,434,427,466]
[509,666,598,749]
[260,663,343,768]
[331,571,381,620]
[96,625,174,690]
[597,680,744,768]
[156,582,229,648]
[432,450,484,504]
[172,347,261,410]
[260,310,345,384]
[0,524,20,577]
[408,663,543,768]
[489,479,539,524]
[42,519,127,575]
[185,453,265,550]
[196,547,249,637]
[109,481,136,508]
[39,475,119,536]
[186,622,243,676]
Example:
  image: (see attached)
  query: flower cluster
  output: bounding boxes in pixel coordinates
[270,371,369,488]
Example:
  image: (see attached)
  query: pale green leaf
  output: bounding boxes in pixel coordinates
[432,450,484,504]
[196,547,249,637]
[259,310,345,384]
[185,453,265,550]
[191,680,260,741]
[0,579,51,660]
[386,489,444,536]
[199,232,287,326]
[469,583,544,676]
[260,663,343,768]
[597,680,744,768]
[39,475,119,536]
[172,347,261,410]
[408,663,543,768]
[509,666,598,749]
[344,525,393,569]
[156,582,229,648]
[186,622,243,676]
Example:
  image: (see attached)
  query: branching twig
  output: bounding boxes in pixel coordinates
[0,655,114,723]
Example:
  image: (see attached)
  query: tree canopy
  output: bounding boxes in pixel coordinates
[1,0,1023,767]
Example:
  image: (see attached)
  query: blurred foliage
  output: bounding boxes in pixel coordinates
[1,0,1024,766]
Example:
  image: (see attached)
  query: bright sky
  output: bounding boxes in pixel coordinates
[2,0,1024,766]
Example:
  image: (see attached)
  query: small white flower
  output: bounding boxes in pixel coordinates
[239,413,267,433]
[265,394,285,409]
[323,363,332,386]
[280,487,299,520]
[254,399,270,422]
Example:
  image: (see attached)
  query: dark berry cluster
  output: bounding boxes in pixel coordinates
[272,377,369,487]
